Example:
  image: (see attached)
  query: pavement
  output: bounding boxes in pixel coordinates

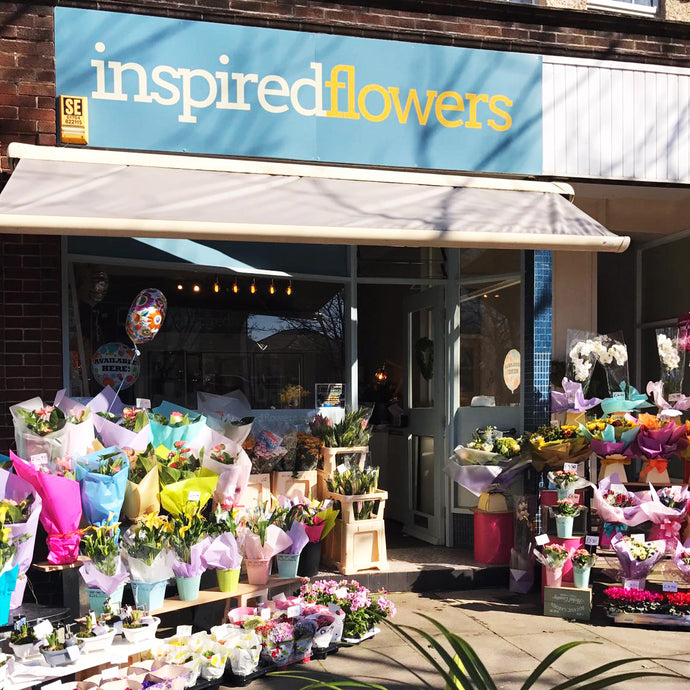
[236,588,690,690]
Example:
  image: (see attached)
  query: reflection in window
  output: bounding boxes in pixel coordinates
[68,263,344,410]
[459,278,521,407]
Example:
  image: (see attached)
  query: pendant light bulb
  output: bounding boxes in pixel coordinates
[286,281,292,296]
[213,277,220,293]
[269,281,275,295]
[250,279,256,295]
[177,283,184,291]
[193,284,201,293]
[232,280,239,294]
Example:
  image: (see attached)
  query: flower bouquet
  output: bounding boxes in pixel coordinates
[197,429,252,510]
[579,416,640,482]
[673,542,690,584]
[599,332,630,398]
[566,330,605,394]
[291,617,318,662]
[94,400,151,452]
[294,497,338,577]
[10,398,67,462]
[547,468,588,499]
[571,548,597,589]
[243,429,289,474]
[534,542,570,588]
[197,389,255,445]
[591,476,647,547]
[310,407,372,450]
[610,533,666,589]
[55,391,97,458]
[327,462,382,520]
[528,424,590,471]
[548,496,586,539]
[75,447,130,526]
[629,414,686,483]
[550,377,601,422]
[299,578,395,641]
[123,444,160,519]
[11,449,82,564]
[238,501,292,585]
[122,513,173,611]
[157,441,219,517]
[600,381,654,416]
[79,516,129,614]
[656,327,686,401]
[0,468,42,609]
[169,502,211,601]
[271,500,309,578]
[148,402,206,448]
[642,484,690,552]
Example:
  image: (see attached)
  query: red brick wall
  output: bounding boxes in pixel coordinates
[0,234,62,451]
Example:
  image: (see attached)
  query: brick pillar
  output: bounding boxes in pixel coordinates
[0,234,63,452]
[523,250,552,430]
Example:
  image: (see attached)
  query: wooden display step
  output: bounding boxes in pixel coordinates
[326,490,387,523]
[323,517,388,575]
[241,472,271,508]
[271,470,317,499]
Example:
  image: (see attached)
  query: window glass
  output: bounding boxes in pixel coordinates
[68,263,344,410]
[459,277,521,407]
[358,246,446,279]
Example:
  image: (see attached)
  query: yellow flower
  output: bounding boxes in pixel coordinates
[0,506,8,525]
[0,527,11,544]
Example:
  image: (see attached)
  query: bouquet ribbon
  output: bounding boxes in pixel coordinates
[651,519,681,541]
[603,522,628,538]
[639,457,668,480]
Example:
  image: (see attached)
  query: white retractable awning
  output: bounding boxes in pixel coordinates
[0,143,629,252]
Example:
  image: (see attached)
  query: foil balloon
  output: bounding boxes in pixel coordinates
[126,288,167,346]
[91,342,140,390]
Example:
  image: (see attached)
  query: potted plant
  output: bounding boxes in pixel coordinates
[74,614,116,653]
[271,502,308,579]
[550,468,580,499]
[121,607,161,643]
[571,548,597,589]
[240,501,292,585]
[9,619,39,660]
[535,542,570,588]
[122,513,173,611]
[79,516,129,615]
[40,628,82,667]
[169,502,210,601]
[205,506,242,592]
[548,496,586,538]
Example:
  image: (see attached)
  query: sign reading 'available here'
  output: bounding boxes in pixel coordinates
[54,7,542,174]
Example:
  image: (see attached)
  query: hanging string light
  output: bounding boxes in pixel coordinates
[193,284,201,293]
[269,280,275,295]
[213,277,220,293]
[250,279,256,295]
[232,279,239,294]
[286,281,293,296]
[176,283,184,291]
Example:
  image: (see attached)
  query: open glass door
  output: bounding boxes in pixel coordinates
[404,287,446,544]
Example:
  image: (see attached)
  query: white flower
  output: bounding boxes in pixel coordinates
[608,343,628,367]
[657,333,680,371]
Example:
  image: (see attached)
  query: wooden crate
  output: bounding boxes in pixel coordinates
[323,517,388,574]
[240,473,271,508]
[321,446,369,476]
[271,470,318,499]
[326,490,387,523]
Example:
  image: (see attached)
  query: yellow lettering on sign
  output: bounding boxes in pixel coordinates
[59,95,89,144]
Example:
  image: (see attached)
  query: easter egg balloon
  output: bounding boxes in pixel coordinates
[91,342,140,390]
[125,288,167,345]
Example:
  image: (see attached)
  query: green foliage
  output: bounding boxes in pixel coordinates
[272,614,684,689]
[312,408,372,448]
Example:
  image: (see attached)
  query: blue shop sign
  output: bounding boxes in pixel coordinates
[55,7,542,174]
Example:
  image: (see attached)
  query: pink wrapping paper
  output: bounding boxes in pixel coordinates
[172,537,212,578]
[304,519,325,543]
[241,525,292,561]
[202,532,241,571]
[591,475,648,526]
[672,541,690,583]
[11,451,82,564]
[639,484,690,524]
[79,557,129,595]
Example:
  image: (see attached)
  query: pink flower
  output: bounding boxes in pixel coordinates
[170,411,184,423]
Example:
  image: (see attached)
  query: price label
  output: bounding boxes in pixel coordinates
[260,607,271,620]
[33,619,53,638]
[336,463,347,474]
[630,534,645,542]
[177,625,193,637]
[585,535,600,546]
[624,579,642,590]
[663,581,679,592]
[187,491,201,503]
[286,605,301,618]
[66,645,80,661]
[31,452,48,466]
[563,462,579,473]
[334,587,348,598]
[136,398,151,409]
[612,391,626,400]
[535,533,550,546]
[101,666,121,680]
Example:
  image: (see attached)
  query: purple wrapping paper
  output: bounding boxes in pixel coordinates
[0,469,42,576]
[590,439,627,457]
[591,475,648,526]
[551,378,602,413]
[628,423,687,459]
[284,521,309,555]
[610,533,666,580]
[673,542,690,583]
[647,381,690,412]
[89,386,125,416]
[79,558,129,595]
[202,533,241,570]
[172,536,212,578]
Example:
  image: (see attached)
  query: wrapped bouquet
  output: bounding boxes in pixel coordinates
[75,447,130,526]
[610,533,665,588]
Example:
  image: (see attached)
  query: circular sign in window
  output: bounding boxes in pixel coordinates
[503,349,521,393]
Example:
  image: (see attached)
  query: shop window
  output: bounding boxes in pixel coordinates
[459,266,521,408]
[67,263,345,410]
[587,0,657,16]
[357,246,446,279]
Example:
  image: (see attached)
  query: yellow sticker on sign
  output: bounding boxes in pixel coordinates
[59,95,88,144]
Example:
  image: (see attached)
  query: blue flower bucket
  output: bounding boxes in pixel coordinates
[276,553,300,579]
[87,583,124,616]
[131,579,167,612]
[0,565,19,625]
[176,575,201,601]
